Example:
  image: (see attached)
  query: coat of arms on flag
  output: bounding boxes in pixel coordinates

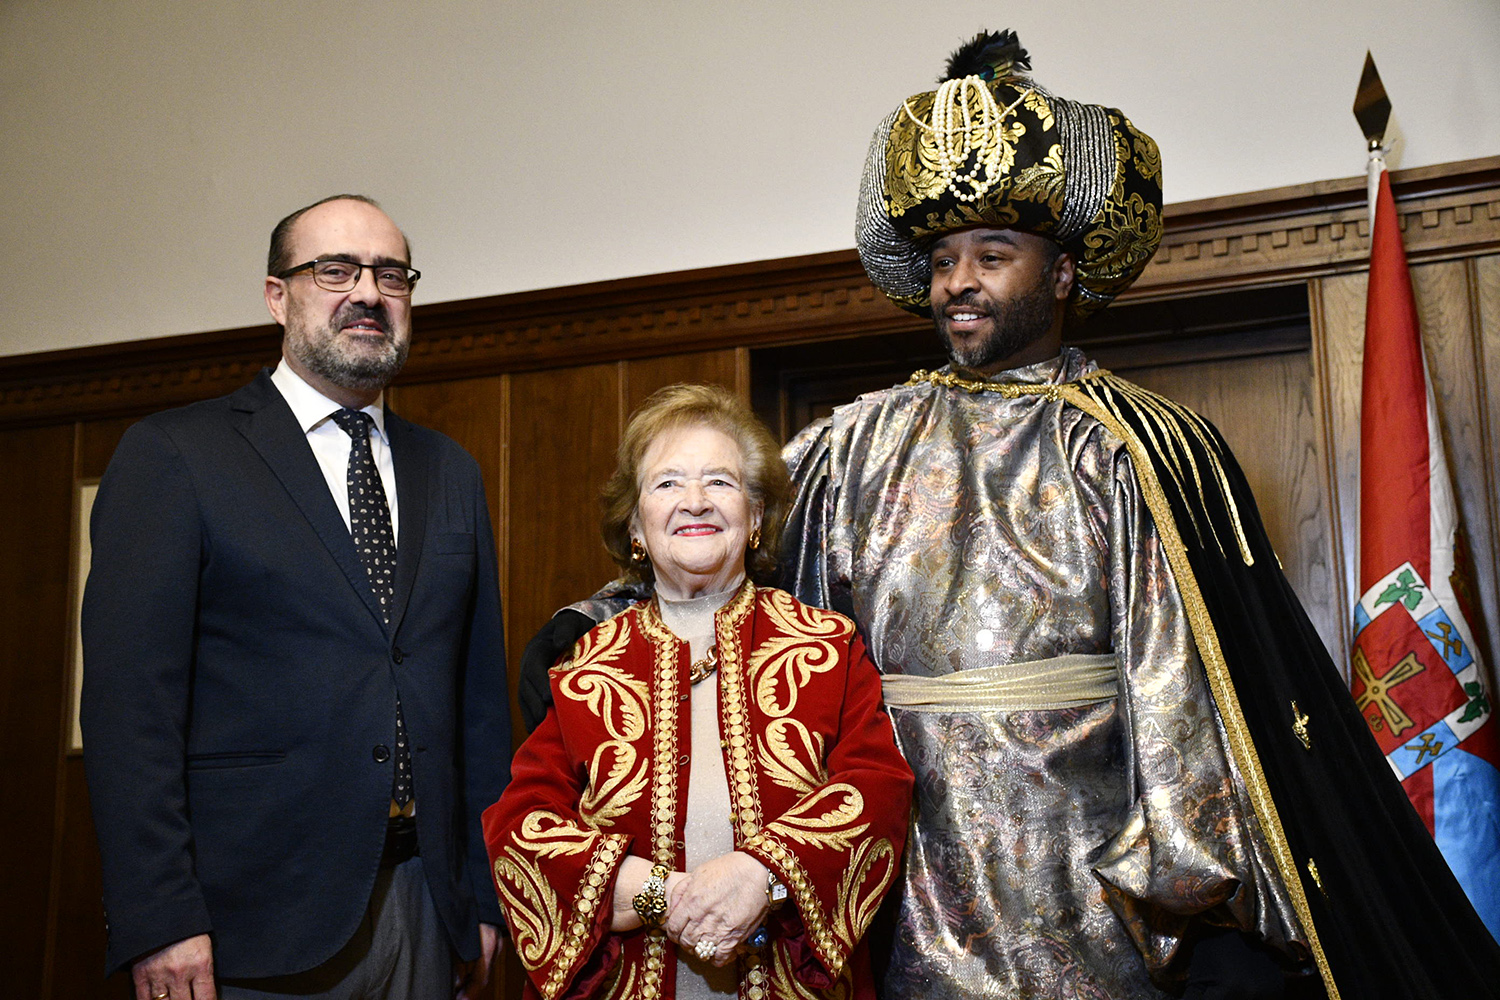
[1352,562,1494,785]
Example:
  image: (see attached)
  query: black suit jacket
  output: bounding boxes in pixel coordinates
[81,370,510,978]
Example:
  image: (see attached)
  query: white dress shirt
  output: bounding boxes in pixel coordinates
[269,361,399,545]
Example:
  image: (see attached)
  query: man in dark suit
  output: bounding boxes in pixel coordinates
[82,194,510,1000]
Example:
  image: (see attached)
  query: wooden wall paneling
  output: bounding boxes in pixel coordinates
[48,415,142,999]
[1473,255,1500,678]
[49,755,131,1000]
[1139,157,1500,303]
[76,417,141,479]
[505,362,622,684]
[1117,352,1344,661]
[619,348,749,423]
[1307,271,1368,678]
[0,423,76,998]
[1411,260,1500,685]
[385,375,511,608]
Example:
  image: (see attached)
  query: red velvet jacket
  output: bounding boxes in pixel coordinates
[484,582,912,999]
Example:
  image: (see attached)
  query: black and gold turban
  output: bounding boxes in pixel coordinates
[856,30,1163,319]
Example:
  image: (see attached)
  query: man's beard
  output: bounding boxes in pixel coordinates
[287,302,409,392]
[933,267,1057,371]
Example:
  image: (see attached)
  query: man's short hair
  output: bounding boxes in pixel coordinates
[267,194,412,275]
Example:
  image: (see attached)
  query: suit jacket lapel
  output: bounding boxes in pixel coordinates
[232,370,388,631]
[387,410,428,635]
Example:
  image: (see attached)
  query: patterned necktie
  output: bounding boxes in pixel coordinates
[330,408,412,809]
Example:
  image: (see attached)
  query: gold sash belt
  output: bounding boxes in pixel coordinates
[880,653,1118,711]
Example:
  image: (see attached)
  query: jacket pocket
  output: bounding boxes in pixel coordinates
[185,751,286,770]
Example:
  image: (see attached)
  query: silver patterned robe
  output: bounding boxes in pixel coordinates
[781,348,1305,998]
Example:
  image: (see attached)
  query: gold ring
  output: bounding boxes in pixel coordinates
[153,993,169,1000]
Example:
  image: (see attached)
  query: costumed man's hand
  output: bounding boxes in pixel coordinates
[132,933,216,1000]
[665,852,771,967]
[453,922,503,1000]
[1184,928,1285,1000]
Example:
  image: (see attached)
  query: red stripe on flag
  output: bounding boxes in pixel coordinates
[1359,170,1431,592]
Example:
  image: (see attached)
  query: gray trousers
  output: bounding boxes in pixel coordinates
[220,857,450,1000]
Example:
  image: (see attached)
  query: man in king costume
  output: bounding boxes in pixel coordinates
[778,29,1500,1000]
[520,29,1500,1000]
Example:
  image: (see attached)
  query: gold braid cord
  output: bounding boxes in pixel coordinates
[905,367,1339,998]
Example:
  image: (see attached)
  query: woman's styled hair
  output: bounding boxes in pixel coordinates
[601,383,791,586]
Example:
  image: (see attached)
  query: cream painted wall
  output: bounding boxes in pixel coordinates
[1,0,1497,358]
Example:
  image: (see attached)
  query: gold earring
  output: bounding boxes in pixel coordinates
[748,527,761,550]
[630,538,648,564]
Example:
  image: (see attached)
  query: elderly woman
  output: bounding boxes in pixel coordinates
[484,384,912,1000]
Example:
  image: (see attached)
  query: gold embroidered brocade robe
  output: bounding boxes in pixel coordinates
[484,583,914,1000]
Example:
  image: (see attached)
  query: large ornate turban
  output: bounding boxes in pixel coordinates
[856,30,1164,320]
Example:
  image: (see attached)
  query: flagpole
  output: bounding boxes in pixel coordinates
[1351,53,1500,941]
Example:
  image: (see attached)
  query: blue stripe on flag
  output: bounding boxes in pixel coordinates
[1389,720,1460,778]
[1433,745,1500,941]
[1417,606,1474,674]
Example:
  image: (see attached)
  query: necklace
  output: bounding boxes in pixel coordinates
[904,366,1109,398]
[688,646,719,685]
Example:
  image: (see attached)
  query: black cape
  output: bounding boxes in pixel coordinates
[1054,370,1500,999]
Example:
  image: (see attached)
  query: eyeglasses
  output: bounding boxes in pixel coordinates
[276,259,421,296]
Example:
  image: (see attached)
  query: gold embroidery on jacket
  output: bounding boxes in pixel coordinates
[492,846,562,973]
[598,962,637,1000]
[636,603,680,1000]
[545,833,626,1000]
[770,941,854,999]
[764,589,853,640]
[752,592,853,717]
[580,741,647,829]
[751,637,840,718]
[745,829,839,974]
[495,810,623,997]
[555,617,649,741]
[834,837,898,951]
[741,949,769,997]
[757,718,827,795]
[558,615,651,831]
[767,784,870,852]
[719,587,766,843]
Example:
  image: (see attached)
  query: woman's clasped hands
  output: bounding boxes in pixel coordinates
[611,852,773,966]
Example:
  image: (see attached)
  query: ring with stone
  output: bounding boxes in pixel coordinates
[694,938,716,961]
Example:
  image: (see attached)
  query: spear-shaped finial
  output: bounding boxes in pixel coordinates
[1353,52,1391,151]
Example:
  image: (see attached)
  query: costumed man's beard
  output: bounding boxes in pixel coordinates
[287,301,410,392]
[933,265,1057,371]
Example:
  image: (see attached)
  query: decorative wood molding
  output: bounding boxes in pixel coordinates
[2,156,1497,429]
[1137,156,1500,300]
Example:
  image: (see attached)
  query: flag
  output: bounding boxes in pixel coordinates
[1352,151,1500,939]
